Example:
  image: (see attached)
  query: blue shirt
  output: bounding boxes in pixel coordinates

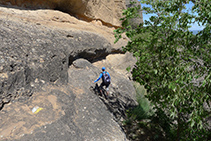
[94,71,111,82]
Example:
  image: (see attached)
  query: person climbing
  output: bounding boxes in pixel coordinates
[93,67,111,96]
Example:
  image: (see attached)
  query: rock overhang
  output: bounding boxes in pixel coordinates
[0,0,126,27]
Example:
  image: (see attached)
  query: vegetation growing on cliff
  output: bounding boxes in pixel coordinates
[115,0,211,140]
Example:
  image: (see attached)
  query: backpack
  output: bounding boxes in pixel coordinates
[102,71,110,84]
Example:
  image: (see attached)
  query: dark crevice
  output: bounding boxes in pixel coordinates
[68,49,124,67]
[0,103,5,110]
[68,49,108,66]
[62,58,66,64]
[51,55,57,59]
[68,55,75,66]
[66,35,74,38]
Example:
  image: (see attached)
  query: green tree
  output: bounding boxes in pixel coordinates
[115,0,211,140]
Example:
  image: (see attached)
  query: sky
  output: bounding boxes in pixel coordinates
[139,1,205,31]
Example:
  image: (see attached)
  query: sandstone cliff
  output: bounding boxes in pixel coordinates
[0,1,143,140]
[0,0,126,27]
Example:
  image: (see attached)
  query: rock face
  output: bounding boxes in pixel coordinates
[0,58,137,140]
[0,4,138,141]
[0,0,126,27]
[0,14,112,109]
[0,62,131,140]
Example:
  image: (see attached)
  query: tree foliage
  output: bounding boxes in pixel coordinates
[115,0,211,140]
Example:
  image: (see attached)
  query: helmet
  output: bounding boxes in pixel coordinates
[102,67,105,71]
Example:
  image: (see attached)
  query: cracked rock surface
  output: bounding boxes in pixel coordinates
[0,5,137,141]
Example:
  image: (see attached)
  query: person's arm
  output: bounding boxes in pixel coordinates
[94,73,102,82]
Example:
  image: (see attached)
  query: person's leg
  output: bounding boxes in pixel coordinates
[99,82,104,95]
[105,83,110,96]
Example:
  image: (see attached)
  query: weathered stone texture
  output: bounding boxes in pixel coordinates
[0,58,137,141]
[0,17,112,110]
[0,2,139,140]
[0,0,126,27]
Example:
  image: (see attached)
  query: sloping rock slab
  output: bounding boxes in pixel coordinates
[69,58,138,126]
[0,59,134,140]
[0,16,112,110]
[0,84,127,141]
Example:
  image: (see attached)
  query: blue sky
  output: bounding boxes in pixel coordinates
[139,1,204,31]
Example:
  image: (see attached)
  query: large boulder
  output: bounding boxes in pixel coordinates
[0,10,113,110]
[0,0,126,27]
[0,4,138,141]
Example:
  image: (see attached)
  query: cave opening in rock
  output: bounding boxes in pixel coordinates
[68,49,110,67]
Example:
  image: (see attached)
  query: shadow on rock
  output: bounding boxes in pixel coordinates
[90,83,137,124]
